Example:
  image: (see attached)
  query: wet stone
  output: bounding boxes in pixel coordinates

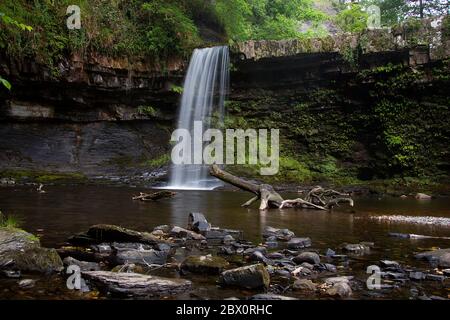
[170,226,206,241]
[114,249,168,266]
[219,264,270,289]
[425,274,446,281]
[326,282,352,298]
[18,279,36,289]
[244,246,267,256]
[63,256,101,271]
[82,271,192,297]
[250,293,297,300]
[262,226,295,241]
[325,248,336,257]
[205,228,243,241]
[380,260,400,269]
[287,237,312,250]
[267,252,285,260]
[248,250,272,265]
[314,263,337,273]
[187,212,211,234]
[409,271,426,280]
[415,248,450,268]
[342,243,370,254]
[293,252,320,265]
[222,235,235,245]
[153,225,170,233]
[181,255,229,275]
[293,279,317,291]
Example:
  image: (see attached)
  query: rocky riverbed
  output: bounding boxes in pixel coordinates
[1,210,449,300]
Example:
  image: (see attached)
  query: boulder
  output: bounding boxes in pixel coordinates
[293,252,320,265]
[181,255,229,274]
[219,264,270,289]
[63,256,101,271]
[287,237,312,250]
[82,271,192,297]
[0,227,63,273]
[415,248,450,268]
[292,279,317,291]
[187,212,211,233]
[114,249,168,266]
[248,250,272,265]
[87,224,168,245]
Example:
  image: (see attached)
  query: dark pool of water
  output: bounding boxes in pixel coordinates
[1,185,449,300]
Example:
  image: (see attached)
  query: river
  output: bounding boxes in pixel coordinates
[0,185,449,299]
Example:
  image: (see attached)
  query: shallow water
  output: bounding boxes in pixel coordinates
[1,185,450,299]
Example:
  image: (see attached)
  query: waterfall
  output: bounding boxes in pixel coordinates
[167,46,229,190]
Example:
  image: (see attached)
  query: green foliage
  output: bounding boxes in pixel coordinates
[137,105,157,117]
[0,76,11,90]
[214,0,328,41]
[0,211,23,229]
[170,85,184,94]
[335,3,368,33]
[145,154,171,168]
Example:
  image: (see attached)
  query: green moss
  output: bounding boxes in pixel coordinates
[144,154,171,168]
[137,105,158,117]
[0,169,87,183]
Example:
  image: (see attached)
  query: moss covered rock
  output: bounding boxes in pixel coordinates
[181,255,229,275]
[219,264,270,289]
[0,227,63,273]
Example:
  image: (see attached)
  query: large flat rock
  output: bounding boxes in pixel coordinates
[415,248,450,268]
[82,271,192,297]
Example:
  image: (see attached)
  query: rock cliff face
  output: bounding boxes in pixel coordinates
[0,17,449,186]
[0,53,185,179]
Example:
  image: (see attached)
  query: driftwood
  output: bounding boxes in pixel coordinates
[209,164,353,211]
[132,190,176,202]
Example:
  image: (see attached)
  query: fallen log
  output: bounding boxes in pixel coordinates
[132,190,176,201]
[209,165,354,211]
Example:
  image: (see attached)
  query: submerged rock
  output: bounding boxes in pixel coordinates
[287,237,312,250]
[82,271,192,297]
[262,226,295,241]
[415,248,450,268]
[219,264,270,289]
[114,249,168,266]
[205,228,243,241]
[0,227,63,273]
[181,255,229,275]
[293,252,320,265]
[342,243,370,254]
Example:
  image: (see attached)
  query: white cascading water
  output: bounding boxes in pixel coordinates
[167,46,229,190]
